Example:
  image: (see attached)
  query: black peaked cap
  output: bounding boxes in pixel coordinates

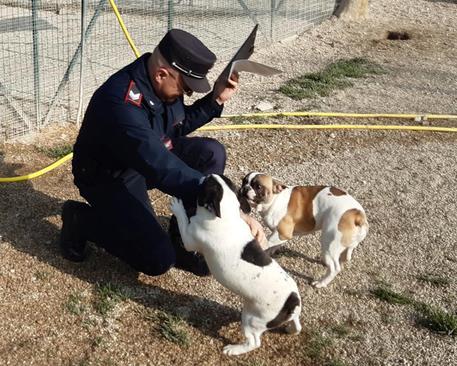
[158,29,216,93]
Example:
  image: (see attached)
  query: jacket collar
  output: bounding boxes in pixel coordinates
[127,53,163,114]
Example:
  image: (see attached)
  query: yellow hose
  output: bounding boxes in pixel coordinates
[108,0,141,58]
[2,122,457,183]
[221,111,457,120]
[0,153,73,183]
[199,124,457,133]
[1,1,456,183]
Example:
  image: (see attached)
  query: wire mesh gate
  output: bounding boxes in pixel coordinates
[0,0,338,141]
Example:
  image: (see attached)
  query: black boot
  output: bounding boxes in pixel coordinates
[168,216,210,277]
[60,200,92,262]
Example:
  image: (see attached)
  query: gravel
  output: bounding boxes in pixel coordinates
[0,0,456,365]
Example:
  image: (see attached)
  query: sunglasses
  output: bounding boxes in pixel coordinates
[169,69,193,97]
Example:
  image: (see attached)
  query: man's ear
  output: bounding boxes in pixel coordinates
[272,179,286,194]
[154,67,169,82]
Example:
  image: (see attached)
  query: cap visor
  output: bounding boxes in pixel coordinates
[182,75,211,93]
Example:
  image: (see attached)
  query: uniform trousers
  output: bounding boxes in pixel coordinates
[77,136,226,275]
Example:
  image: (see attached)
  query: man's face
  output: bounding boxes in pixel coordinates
[154,67,193,103]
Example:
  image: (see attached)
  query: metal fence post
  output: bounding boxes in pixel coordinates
[270,0,276,40]
[76,0,87,126]
[31,0,41,129]
[168,0,174,30]
[41,0,106,128]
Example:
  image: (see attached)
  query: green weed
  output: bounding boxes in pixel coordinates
[37,144,73,159]
[417,274,451,287]
[279,57,384,100]
[34,270,49,281]
[370,286,415,305]
[302,331,333,360]
[414,303,457,336]
[65,293,86,316]
[331,324,351,337]
[93,282,127,316]
[155,311,189,347]
[372,284,456,336]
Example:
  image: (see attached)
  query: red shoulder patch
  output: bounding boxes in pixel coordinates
[124,80,143,107]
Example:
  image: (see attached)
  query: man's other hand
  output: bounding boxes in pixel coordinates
[240,212,267,249]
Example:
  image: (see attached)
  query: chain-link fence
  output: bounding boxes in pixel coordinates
[0,0,339,141]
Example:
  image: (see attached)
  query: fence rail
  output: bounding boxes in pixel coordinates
[0,0,338,141]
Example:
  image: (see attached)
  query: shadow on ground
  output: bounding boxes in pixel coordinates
[0,153,238,340]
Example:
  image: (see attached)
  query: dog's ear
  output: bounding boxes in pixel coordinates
[197,176,222,218]
[241,172,254,187]
[237,191,252,213]
[272,179,287,194]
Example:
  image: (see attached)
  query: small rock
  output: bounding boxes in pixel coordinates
[254,101,274,112]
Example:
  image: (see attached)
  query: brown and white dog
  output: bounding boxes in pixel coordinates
[240,172,369,288]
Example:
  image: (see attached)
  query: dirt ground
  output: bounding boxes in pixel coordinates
[1,0,456,365]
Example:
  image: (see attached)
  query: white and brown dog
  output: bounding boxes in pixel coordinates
[170,174,301,356]
[240,172,369,288]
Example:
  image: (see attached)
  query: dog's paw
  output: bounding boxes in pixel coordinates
[311,280,328,288]
[223,344,252,356]
[170,197,184,215]
[284,318,302,335]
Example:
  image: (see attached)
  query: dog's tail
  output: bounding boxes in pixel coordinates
[353,209,369,243]
[339,209,369,246]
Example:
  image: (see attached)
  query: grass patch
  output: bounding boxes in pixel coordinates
[34,270,49,281]
[414,303,457,336]
[300,330,346,366]
[304,332,333,360]
[331,324,351,338]
[372,283,457,336]
[155,311,189,347]
[65,293,86,316]
[37,144,73,159]
[90,336,103,348]
[93,282,127,316]
[370,286,415,305]
[279,57,384,100]
[416,274,451,287]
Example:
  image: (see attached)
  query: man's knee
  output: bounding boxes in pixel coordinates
[130,238,176,276]
[103,231,176,276]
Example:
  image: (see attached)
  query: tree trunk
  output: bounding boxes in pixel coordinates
[335,0,369,20]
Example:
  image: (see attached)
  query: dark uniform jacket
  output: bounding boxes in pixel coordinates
[73,53,223,201]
